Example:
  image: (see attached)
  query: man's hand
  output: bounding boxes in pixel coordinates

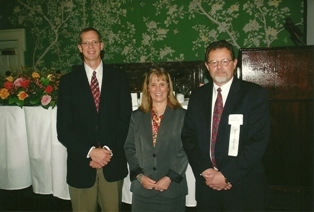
[89,148,112,168]
[89,160,102,169]
[201,168,232,191]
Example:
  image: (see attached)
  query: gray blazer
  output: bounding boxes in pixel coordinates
[124,106,188,199]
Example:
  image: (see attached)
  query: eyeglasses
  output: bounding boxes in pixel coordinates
[207,59,233,67]
[81,40,101,46]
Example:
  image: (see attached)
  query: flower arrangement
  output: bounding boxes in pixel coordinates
[0,66,63,109]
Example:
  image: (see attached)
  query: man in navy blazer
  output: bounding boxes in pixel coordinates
[181,40,270,211]
[57,27,132,211]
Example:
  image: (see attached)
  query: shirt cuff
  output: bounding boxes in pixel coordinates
[87,146,96,158]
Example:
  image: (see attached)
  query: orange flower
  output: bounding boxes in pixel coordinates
[0,88,10,99]
[32,72,40,78]
[17,91,29,100]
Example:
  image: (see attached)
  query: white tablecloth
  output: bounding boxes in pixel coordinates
[0,106,70,200]
[0,104,196,205]
[24,107,69,200]
[0,106,31,189]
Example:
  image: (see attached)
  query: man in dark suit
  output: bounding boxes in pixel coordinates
[181,40,270,211]
[57,27,132,211]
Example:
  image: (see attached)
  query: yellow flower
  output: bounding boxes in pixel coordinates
[47,74,53,80]
[17,91,29,100]
[6,76,14,82]
[32,72,40,78]
[0,88,10,99]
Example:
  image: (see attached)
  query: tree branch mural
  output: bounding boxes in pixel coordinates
[10,0,75,70]
[5,0,303,70]
[242,0,302,47]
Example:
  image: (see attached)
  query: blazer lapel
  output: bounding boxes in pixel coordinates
[75,65,97,112]
[98,64,115,113]
[140,111,153,147]
[154,107,173,148]
[220,77,241,126]
[203,82,214,134]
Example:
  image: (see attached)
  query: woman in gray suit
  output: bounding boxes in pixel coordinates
[124,68,188,211]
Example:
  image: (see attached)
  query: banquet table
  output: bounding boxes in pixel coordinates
[0,103,196,206]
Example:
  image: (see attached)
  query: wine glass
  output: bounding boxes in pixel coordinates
[178,83,190,98]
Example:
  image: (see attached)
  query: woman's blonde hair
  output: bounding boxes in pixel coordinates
[139,68,182,113]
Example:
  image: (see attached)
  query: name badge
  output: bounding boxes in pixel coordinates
[228,114,243,156]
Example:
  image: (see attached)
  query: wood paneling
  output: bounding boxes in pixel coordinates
[111,61,205,94]
[238,46,313,210]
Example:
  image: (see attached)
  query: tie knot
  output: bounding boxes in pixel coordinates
[217,87,222,93]
[93,71,97,76]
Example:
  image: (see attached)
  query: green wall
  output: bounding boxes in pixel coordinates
[0,0,304,72]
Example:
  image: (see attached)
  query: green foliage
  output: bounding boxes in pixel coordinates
[1,0,304,72]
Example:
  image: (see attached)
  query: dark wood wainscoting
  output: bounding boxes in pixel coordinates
[111,61,206,95]
[238,45,314,211]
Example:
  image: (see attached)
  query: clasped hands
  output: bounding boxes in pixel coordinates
[201,168,232,191]
[89,147,112,169]
[140,175,171,192]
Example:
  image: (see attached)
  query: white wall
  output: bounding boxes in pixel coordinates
[307,0,314,45]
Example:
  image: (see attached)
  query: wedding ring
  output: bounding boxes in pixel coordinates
[160,190,163,192]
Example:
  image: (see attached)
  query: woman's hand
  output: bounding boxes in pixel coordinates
[141,175,157,190]
[154,176,171,192]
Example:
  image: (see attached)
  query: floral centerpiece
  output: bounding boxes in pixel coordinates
[0,66,63,109]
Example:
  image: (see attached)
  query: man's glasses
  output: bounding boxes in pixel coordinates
[81,40,101,47]
[207,59,233,68]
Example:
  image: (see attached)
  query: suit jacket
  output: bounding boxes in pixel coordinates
[57,63,132,188]
[181,77,270,205]
[124,107,188,199]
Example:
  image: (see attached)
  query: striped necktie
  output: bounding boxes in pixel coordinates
[90,71,100,111]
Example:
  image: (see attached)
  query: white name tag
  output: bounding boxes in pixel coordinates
[228,114,243,156]
[228,114,243,125]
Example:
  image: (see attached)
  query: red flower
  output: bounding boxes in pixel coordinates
[21,79,30,89]
[14,78,30,89]
[4,81,13,90]
[45,85,53,94]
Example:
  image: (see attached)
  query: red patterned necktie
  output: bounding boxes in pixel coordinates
[90,71,100,111]
[211,87,223,168]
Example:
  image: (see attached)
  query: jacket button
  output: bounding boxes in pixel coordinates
[153,167,156,171]
[153,154,156,157]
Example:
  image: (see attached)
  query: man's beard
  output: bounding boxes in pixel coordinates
[213,74,228,84]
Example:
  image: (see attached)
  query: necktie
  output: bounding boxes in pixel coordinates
[91,71,100,111]
[211,87,223,168]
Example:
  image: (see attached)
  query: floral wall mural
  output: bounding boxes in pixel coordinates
[0,0,304,72]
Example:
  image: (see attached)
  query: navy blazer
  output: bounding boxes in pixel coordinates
[182,77,270,202]
[57,63,132,188]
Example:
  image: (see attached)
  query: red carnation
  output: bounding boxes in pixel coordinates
[45,85,53,94]
[4,81,13,90]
